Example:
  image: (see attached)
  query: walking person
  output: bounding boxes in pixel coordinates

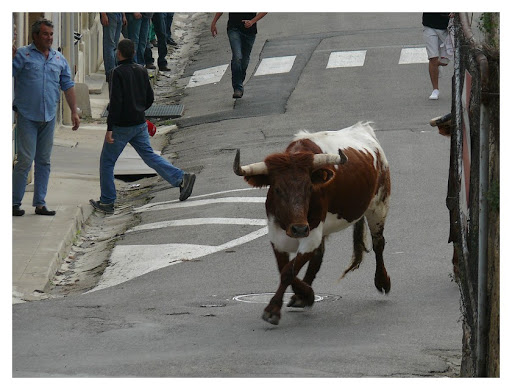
[12,18,80,217]
[90,39,195,215]
[210,12,267,98]
[422,12,451,100]
[100,12,126,83]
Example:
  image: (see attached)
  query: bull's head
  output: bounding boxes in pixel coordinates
[234,149,348,238]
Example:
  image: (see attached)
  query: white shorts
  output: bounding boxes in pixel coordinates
[423,26,448,59]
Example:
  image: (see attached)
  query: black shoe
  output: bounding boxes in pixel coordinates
[35,206,56,216]
[167,38,178,46]
[232,90,243,99]
[89,199,114,215]
[150,39,158,46]
[145,63,156,70]
[159,65,171,72]
[13,205,25,217]
[179,173,196,201]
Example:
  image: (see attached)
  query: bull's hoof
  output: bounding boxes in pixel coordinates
[375,274,391,294]
[262,310,280,325]
[287,294,314,308]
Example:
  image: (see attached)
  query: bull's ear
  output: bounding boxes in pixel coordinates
[245,175,270,188]
[311,168,335,185]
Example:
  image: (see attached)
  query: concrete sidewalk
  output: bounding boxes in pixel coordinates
[12,74,172,304]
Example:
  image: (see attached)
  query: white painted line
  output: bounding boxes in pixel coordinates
[254,56,296,76]
[132,187,265,212]
[127,218,267,233]
[398,47,428,64]
[134,197,266,213]
[186,64,228,88]
[327,50,367,68]
[89,227,269,292]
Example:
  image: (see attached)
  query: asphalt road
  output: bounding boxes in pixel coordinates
[13,12,461,378]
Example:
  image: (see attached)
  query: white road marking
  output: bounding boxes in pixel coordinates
[186,64,228,88]
[398,47,429,64]
[127,218,267,233]
[134,197,266,213]
[254,56,296,76]
[89,227,268,293]
[132,187,264,212]
[327,50,367,68]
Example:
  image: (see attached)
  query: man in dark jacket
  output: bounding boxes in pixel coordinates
[90,39,195,214]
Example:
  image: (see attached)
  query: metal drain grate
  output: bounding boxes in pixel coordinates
[102,104,184,118]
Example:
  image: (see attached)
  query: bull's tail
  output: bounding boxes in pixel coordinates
[338,217,370,281]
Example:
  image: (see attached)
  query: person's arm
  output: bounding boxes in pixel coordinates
[100,13,109,26]
[211,13,223,37]
[243,12,267,29]
[63,87,80,130]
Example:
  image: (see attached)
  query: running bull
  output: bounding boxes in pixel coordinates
[234,122,391,325]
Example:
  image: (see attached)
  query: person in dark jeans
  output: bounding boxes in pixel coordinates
[90,39,195,215]
[210,12,267,98]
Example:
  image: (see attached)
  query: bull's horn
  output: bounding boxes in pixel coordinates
[233,149,268,176]
[312,149,348,168]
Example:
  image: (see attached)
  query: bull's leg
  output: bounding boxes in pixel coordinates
[288,240,325,308]
[262,253,313,325]
[366,208,391,294]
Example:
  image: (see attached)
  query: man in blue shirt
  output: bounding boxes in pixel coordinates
[12,18,80,217]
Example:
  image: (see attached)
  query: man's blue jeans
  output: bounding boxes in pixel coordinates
[125,14,142,64]
[227,28,256,92]
[99,122,184,204]
[13,113,56,207]
[102,13,122,81]
[136,16,151,66]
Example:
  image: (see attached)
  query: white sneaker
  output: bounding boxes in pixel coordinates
[429,89,439,100]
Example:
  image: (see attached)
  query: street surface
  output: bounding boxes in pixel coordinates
[13,13,461,378]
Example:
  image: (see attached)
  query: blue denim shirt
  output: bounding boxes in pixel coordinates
[13,43,75,122]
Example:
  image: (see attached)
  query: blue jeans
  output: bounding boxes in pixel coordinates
[99,122,184,204]
[227,28,256,92]
[126,14,142,64]
[136,16,151,65]
[102,13,122,81]
[13,113,56,207]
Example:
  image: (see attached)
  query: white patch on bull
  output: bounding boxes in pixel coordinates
[323,211,356,235]
[268,212,355,256]
[293,121,388,169]
[267,215,300,254]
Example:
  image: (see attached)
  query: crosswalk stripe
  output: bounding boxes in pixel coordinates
[327,50,367,68]
[254,56,296,76]
[185,48,429,88]
[186,64,229,88]
[399,47,429,64]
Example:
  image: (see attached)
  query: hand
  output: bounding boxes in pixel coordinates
[71,112,80,131]
[12,43,17,59]
[211,24,218,37]
[105,130,114,144]
[100,13,109,26]
[242,19,254,29]
[134,13,142,19]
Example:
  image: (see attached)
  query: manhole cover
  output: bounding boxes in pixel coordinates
[233,293,341,304]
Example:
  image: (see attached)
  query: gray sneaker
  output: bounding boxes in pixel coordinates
[89,199,114,215]
[179,173,196,201]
